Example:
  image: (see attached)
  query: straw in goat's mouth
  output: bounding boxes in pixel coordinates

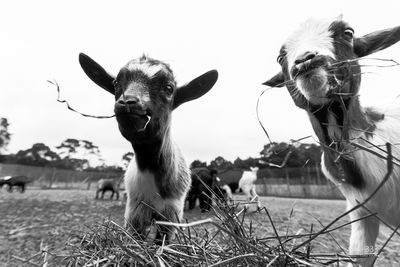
[137,115,151,132]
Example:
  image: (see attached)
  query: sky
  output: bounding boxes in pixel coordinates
[1,0,400,166]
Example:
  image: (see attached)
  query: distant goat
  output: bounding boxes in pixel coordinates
[238,167,261,210]
[264,17,400,266]
[187,167,218,212]
[0,176,32,193]
[95,178,121,200]
[213,177,234,205]
[79,53,218,241]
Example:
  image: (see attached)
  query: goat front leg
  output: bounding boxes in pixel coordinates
[250,185,261,211]
[124,198,153,238]
[155,203,183,243]
[348,203,379,267]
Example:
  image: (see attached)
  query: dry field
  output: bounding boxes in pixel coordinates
[0,188,399,266]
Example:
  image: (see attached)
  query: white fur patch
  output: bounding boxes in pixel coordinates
[238,169,259,201]
[285,18,336,77]
[321,101,400,227]
[124,157,185,221]
[126,62,165,78]
[296,68,329,104]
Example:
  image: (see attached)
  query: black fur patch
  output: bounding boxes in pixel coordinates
[132,140,188,199]
[309,99,366,189]
[365,107,385,122]
[323,151,365,188]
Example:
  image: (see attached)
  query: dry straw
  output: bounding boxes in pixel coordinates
[62,57,400,266]
[65,144,397,266]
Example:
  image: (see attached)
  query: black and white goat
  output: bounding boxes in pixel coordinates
[264,17,400,266]
[79,53,218,241]
[187,167,218,212]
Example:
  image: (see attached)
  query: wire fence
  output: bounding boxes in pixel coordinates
[0,162,343,198]
[0,163,123,189]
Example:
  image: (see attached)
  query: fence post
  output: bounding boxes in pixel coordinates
[262,177,268,196]
[315,163,321,185]
[285,168,291,197]
[49,168,56,189]
[86,176,92,190]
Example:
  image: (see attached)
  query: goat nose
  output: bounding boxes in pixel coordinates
[294,51,317,65]
[125,97,139,105]
[117,96,139,105]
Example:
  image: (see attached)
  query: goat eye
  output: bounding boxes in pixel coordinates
[277,55,284,65]
[344,28,354,39]
[165,84,174,95]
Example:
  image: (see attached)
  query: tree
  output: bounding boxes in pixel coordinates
[209,156,233,171]
[56,138,103,170]
[86,164,124,173]
[233,157,258,169]
[0,118,11,154]
[190,160,207,169]
[260,142,321,168]
[14,143,60,167]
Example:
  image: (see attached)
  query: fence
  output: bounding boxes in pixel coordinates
[0,163,345,199]
[255,179,344,200]
[219,166,344,200]
[255,165,344,199]
[0,163,123,189]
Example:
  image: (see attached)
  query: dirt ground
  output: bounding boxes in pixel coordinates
[0,188,399,266]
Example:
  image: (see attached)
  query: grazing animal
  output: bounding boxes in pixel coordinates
[212,177,234,205]
[95,178,121,200]
[264,17,400,266]
[79,53,218,241]
[238,167,261,210]
[187,167,218,212]
[0,176,31,193]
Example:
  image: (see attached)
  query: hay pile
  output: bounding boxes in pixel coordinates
[65,199,370,266]
[66,144,397,266]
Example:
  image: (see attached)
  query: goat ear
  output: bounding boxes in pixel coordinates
[354,26,400,57]
[79,53,115,95]
[262,72,285,87]
[173,70,218,109]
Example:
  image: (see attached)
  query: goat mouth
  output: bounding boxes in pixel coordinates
[291,57,330,79]
[115,108,152,134]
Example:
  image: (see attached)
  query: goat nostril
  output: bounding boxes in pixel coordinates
[117,97,139,105]
[305,53,316,61]
[295,51,317,65]
[126,99,139,105]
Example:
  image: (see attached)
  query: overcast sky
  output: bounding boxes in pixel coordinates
[1,0,400,166]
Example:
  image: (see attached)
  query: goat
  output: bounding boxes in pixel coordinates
[0,175,32,193]
[238,167,261,210]
[212,176,234,204]
[187,167,218,212]
[264,17,400,266]
[95,178,121,200]
[79,53,218,241]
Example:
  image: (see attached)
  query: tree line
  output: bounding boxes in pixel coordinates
[0,117,322,174]
[0,117,133,172]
